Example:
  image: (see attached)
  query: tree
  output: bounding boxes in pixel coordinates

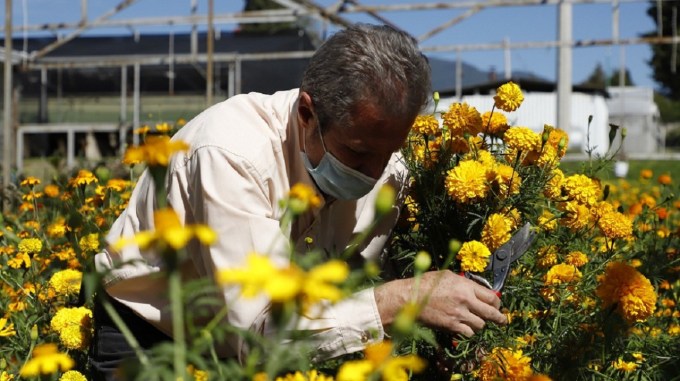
[579,63,607,89]
[240,0,296,34]
[645,0,680,99]
[608,68,635,87]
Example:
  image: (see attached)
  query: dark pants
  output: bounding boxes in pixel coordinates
[89,293,172,381]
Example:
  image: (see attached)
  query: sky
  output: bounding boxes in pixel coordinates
[1,0,661,89]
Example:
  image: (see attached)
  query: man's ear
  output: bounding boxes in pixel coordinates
[297,91,315,131]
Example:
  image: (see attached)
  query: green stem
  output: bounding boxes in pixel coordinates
[168,258,187,380]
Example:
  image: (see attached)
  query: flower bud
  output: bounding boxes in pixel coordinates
[558,137,567,150]
[375,185,396,216]
[414,251,431,273]
[449,239,462,255]
[450,375,464,381]
[433,91,440,103]
[364,261,380,278]
[30,324,38,341]
[621,128,627,138]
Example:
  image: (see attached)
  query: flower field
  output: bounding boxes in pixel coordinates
[0,82,679,381]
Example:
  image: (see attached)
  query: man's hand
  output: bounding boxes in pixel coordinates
[374,270,507,337]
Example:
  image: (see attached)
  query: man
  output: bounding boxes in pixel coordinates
[91,23,506,378]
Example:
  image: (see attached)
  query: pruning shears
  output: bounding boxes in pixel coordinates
[462,222,537,297]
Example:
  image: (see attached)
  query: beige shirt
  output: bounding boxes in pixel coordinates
[94,89,409,361]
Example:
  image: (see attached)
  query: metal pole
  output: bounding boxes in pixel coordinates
[556,0,572,134]
[120,65,127,155]
[169,29,175,95]
[81,0,88,25]
[3,0,13,205]
[40,68,48,122]
[133,62,140,146]
[206,0,214,106]
[190,0,198,57]
[613,0,625,86]
[504,37,512,80]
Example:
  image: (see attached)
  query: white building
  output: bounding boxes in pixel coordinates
[606,87,662,155]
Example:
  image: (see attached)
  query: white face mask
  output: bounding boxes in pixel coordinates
[300,122,378,200]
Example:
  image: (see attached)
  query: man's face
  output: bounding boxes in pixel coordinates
[307,102,413,180]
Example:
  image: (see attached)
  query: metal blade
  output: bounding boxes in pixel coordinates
[490,222,537,291]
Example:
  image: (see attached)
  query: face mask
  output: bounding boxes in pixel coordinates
[301,122,378,200]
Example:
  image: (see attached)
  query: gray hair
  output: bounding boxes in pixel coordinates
[300,23,431,132]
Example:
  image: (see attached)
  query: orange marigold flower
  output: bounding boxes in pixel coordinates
[441,102,482,137]
[640,169,653,179]
[657,173,672,185]
[596,262,657,323]
[43,184,60,198]
[481,111,510,136]
[411,114,439,135]
[564,251,589,267]
[494,81,524,112]
[476,347,533,381]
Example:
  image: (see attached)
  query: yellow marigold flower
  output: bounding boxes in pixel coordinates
[18,238,42,254]
[445,160,489,203]
[186,365,209,381]
[457,240,491,272]
[536,245,559,269]
[49,269,82,297]
[476,347,533,381]
[596,262,657,323]
[20,343,74,378]
[43,184,60,198]
[218,253,348,306]
[106,178,130,192]
[640,169,653,179]
[504,126,540,152]
[538,210,557,232]
[0,317,16,337]
[411,114,439,135]
[59,370,88,381]
[489,163,521,198]
[47,219,69,238]
[287,183,322,214]
[123,135,189,166]
[481,213,514,252]
[78,233,100,253]
[20,176,41,187]
[598,210,633,240]
[50,307,93,350]
[441,102,482,137]
[21,191,43,201]
[564,251,588,267]
[631,352,645,362]
[8,252,31,269]
[337,341,425,381]
[560,201,591,231]
[544,127,569,157]
[155,122,172,133]
[481,111,509,136]
[494,81,524,112]
[114,207,217,251]
[561,174,600,206]
[1,371,14,381]
[544,263,582,285]
[611,358,638,372]
[134,125,151,135]
[275,370,333,381]
[410,138,441,168]
[336,360,373,381]
[68,169,98,188]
